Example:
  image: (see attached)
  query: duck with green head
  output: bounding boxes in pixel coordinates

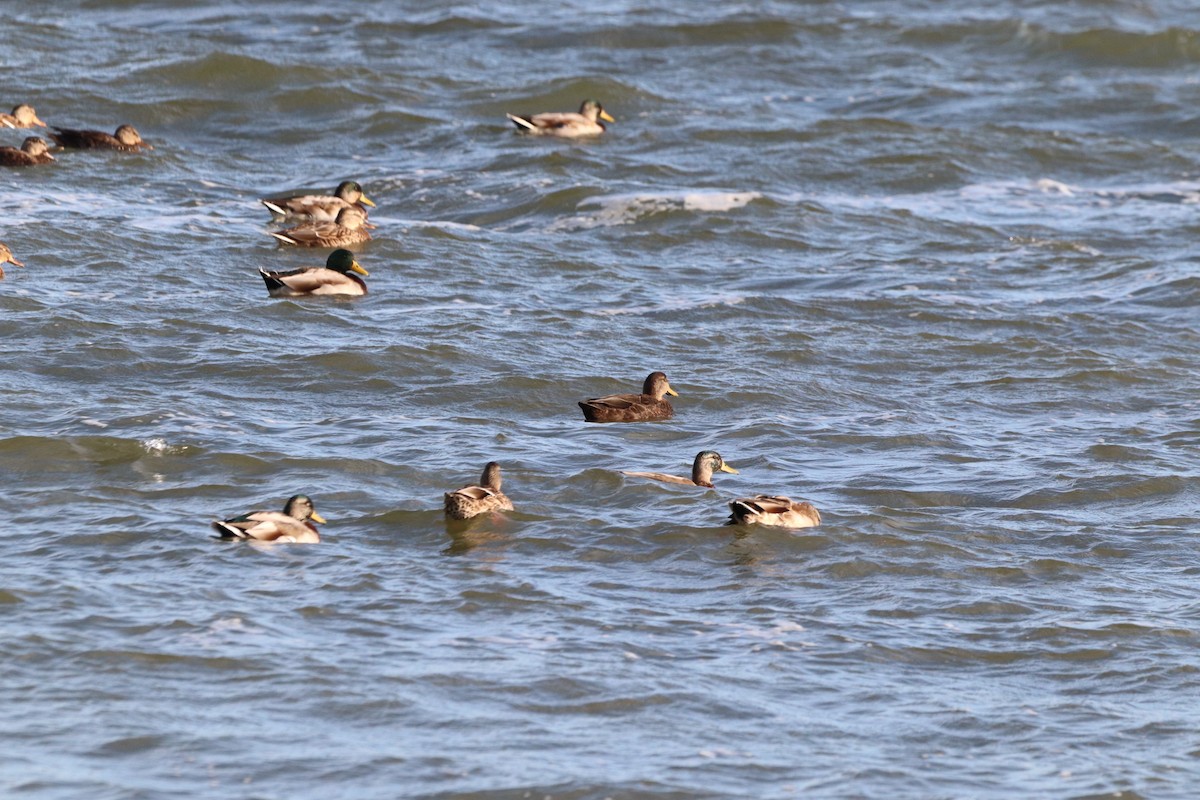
[259,249,370,297]
[622,450,738,489]
[507,99,615,138]
[262,180,376,223]
[211,495,327,543]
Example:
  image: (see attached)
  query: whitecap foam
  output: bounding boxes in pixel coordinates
[550,190,761,231]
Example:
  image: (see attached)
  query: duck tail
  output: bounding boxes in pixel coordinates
[258,268,285,292]
[211,520,247,539]
[261,199,287,217]
[269,231,298,245]
[506,113,537,132]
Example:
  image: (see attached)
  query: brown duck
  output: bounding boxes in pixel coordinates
[727,495,821,529]
[444,462,514,520]
[0,104,46,129]
[50,124,152,152]
[270,206,371,248]
[211,494,327,543]
[579,371,678,423]
[0,242,24,279]
[0,137,55,167]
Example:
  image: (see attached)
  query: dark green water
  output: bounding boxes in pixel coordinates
[2,1,1199,797]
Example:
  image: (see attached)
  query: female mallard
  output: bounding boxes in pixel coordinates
[270,206,371,248]
[579,371,678,423]
[259,249,370,297]
[727,495,821,529]
[0,104,46,129]
[506,99,615,138]
[622,450,738,489]
[444,461,514,520]
[50,124,152,152]
[211,494,327,543]
[0,242,24,279]
[0,136,55,167]
[262,180,376,222]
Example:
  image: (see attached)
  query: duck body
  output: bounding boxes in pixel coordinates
[579,371,678,423]
[211,494,326,543]
[507,99,615,138]
[260,249,369,297]
[262,180,376,222]
[0,136,55,167]
[727,495,821,529]
[270,206,371,248]
[0,242,24,279]
[622,450,738,489]
[50,124,151,152]
[444,462,514,520]
[0,104,46,129]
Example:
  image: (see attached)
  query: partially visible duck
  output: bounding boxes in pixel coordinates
[0,104,46,129]
[261,180,376,222]
[579,371,678,423]
[270,206,371,248]
[622,450,738,489]
[259,249,370,297]
[506,99,615,138]
[50,124,152,152]
[444,462,514,520]
[211,494,327,543]
[0,242,24,279]
[727,495,821,529]
[0,136,55,167]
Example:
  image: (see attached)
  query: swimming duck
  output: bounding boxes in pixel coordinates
[0,242,24,279]
[261,180,376,222]
[0,136,55,167]
[727,495,821,529]
[444,461,514,520]
[50,124,152,152]
[622,450,738,489]
[506,99,615,138]
[0,104,46,129]
[270,206,371,248]
[579,371,678,423]
[259,249,370,297]
[211,494,326,543]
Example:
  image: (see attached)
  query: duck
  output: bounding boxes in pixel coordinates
[0,136,55,167]
[0,104,46,129]
[0,242,24,279]
[622,450,738,489]
[262,180,376,222]
[211,494,326,543]
[506,99,615,138]
[727,495,821,529]
[49,124,152,152]
[259,248,370,297]
[270,206,371,248]
[578,371,678,423]
[444,461,514,520]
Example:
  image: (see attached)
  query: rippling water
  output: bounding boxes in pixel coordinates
[3,1,1199,797]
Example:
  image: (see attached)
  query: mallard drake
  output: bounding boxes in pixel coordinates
[506,99,615,138]
[622,450,738,489]
[50,124,152,152]
[262,180,376,222]
[0,136,55,167]
[0,242,24,279]
[444,461,514,520]
[727,495,821,529]
[270,206,371,248]
[259,249,370,297]
[211,494,326,543]
[0,104,46,129]
[579,371,678,423]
